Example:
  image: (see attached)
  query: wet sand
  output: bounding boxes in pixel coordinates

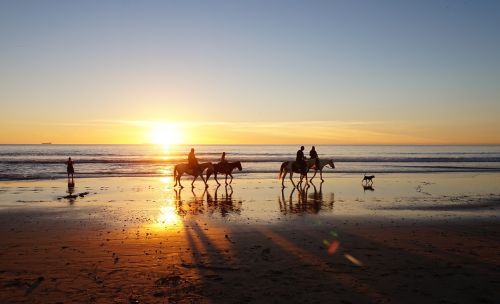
[0,173,499,303]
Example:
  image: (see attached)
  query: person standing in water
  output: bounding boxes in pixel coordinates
[66,157,75,185]
[309,146,319,170]
[188,148,200,175]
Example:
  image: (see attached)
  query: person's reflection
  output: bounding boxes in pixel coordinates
[66,183,76,205]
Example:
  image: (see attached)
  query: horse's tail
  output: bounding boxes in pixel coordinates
[279,162,288,179]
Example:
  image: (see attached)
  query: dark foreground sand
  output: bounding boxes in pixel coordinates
[0,174,499,303]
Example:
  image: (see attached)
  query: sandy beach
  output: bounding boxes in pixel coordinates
[0,173,499,303]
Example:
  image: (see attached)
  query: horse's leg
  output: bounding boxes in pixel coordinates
[282,171,287,188]
[320,169,324,181]
[200,173,208,188]
[225,174,228,185]
[178,172,184,188]
[229,173,233,184]
[191,175,198,188]
[214,172,220,186]
[290,172,296,188]
[310,169,317,181]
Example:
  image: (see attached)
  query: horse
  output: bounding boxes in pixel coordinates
[278,160,309,188]
[306,158,335,181]
[173,162,213,188]
[206,161,242,185]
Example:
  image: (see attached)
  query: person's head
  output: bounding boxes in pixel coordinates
[312,146,315,150]
[300,146,304,151]
[222,152,225,156]
[68,157,72,161]
[190,148,194,153]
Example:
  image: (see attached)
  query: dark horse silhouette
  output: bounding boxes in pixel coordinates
[207,161,242,185]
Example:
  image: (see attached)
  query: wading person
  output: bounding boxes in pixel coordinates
[66,157,75,185]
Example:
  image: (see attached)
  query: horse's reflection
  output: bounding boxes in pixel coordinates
[278,181,334,214]
[173,185,242,218]
[207,185,242,217]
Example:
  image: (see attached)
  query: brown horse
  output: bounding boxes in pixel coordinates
[278,160,309,188]
[173,162,213,188]
[206,161,242,185]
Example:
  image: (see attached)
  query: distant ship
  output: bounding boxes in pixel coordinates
[41,142,52,145]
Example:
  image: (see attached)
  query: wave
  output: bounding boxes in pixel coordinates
[2,156,500,164]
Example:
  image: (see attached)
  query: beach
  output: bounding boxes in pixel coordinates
[1,173,499,303]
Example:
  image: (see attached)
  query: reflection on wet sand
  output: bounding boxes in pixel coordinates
[66,183,76,205]
[207,185,242,217]
[278,181,334,214]
[171,185,242,219]
[363,184,375,192]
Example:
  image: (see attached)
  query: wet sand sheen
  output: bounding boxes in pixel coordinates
[0,173,499,303]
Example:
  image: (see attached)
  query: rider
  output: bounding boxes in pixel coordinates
[296,146,307,175]
[309,146,319,170]
[188,148,200,174]
[219,152,227,165]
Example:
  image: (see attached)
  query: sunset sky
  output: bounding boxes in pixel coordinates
[1,0,499,144]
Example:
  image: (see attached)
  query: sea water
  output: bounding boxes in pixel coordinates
[1,144,500,180]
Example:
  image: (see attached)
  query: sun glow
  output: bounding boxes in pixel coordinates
[149,123,183,146]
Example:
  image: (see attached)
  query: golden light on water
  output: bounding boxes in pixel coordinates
[152,197,180,230]
[158,204,179,226]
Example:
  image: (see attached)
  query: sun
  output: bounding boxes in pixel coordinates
[149,123,183,146]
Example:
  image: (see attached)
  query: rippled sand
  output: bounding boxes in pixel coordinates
[0,173,499,303]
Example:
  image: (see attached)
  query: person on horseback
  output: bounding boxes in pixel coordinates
[296,146,307,175]
[219,152,227,165]
[309,146,320,170]
[188,148,200,175]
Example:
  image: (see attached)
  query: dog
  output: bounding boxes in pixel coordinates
[362,174,375,184]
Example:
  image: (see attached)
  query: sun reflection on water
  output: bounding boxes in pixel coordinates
[153,198,180,230]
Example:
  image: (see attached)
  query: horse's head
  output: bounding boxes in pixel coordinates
[236,161,242,171]
[329,159,335,169]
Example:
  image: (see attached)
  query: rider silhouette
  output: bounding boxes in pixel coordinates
[188,148,200,174]
[309,146,319,170]
[220,152,227,165]
[296,146,307,174]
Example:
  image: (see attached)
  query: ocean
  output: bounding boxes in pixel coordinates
[1,144,500,180]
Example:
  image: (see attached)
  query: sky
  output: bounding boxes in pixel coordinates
[0,0,499,144]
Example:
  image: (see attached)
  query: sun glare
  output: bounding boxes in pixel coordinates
[149,123,183,147]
